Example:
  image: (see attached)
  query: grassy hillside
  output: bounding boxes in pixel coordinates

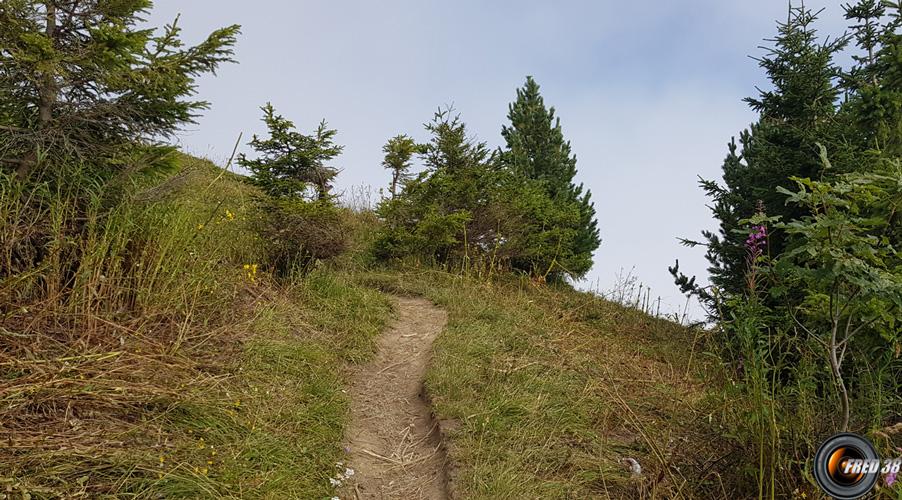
[360,271,738,498]
[3,155,747,499]
[1,157,392,498]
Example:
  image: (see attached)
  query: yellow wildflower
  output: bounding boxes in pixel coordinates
[243,264,257,283]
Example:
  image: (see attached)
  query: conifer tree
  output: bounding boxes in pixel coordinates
[238,103,342,200]
[381,134,421,198]
[0,0,239,179]
[499,76,600,278]
[424,108,491,174]
[423,107,493,205]
[374,107,495,263]
[675,5,847,303]
[840,1,902,248]
[501,77,577,198]
[842,0,902,155]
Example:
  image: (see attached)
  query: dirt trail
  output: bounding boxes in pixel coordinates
[342,296,450,499]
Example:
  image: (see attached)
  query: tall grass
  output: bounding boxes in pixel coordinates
[0,159,259,322]
[0,157,258,493]
[711,256,902,498]
[0,156,392,497]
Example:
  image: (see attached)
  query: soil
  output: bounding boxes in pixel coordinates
[342,296,450,499]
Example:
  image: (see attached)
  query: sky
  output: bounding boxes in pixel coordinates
[145,1,853,319]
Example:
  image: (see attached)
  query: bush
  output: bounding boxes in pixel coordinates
[256,197,348,276]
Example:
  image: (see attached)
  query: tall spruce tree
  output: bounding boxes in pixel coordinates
[840,0,902,248]
[842,0,902,156]
[674,4,848,305]
[499,76,600,279]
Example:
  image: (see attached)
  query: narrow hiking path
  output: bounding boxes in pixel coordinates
[343,296,450,499]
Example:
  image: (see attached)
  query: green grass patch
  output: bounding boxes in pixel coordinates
[141,276,391,499]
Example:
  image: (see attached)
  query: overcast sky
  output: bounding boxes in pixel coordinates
[146,1,852,318]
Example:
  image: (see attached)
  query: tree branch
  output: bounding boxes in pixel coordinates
[0,125,29,133]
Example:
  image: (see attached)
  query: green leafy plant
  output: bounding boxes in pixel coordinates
[774,150,902,430]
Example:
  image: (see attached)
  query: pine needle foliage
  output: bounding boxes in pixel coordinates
[0,0,240,180]
[238,103,342,200]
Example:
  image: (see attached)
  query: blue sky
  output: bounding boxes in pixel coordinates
[146,1,852,318]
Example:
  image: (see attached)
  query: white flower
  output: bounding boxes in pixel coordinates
[344,467,355,477]
[329,478,342,487]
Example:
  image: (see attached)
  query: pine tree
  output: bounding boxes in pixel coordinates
[381,134,421,198]
[676,5,848,304]
[842,0,902,155]
[501,77,576,197]
[499,76,600,279]
[0,1,239,179]
[238,103,342,200]
[840,1,902,248]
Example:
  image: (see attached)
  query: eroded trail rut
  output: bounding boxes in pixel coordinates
[343,296,450,499]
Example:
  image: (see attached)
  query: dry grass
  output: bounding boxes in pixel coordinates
[0,157,392,498]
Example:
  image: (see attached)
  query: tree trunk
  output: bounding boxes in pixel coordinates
[828,321,851,431]
[18,2,57,180]
[38,1,57,127]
